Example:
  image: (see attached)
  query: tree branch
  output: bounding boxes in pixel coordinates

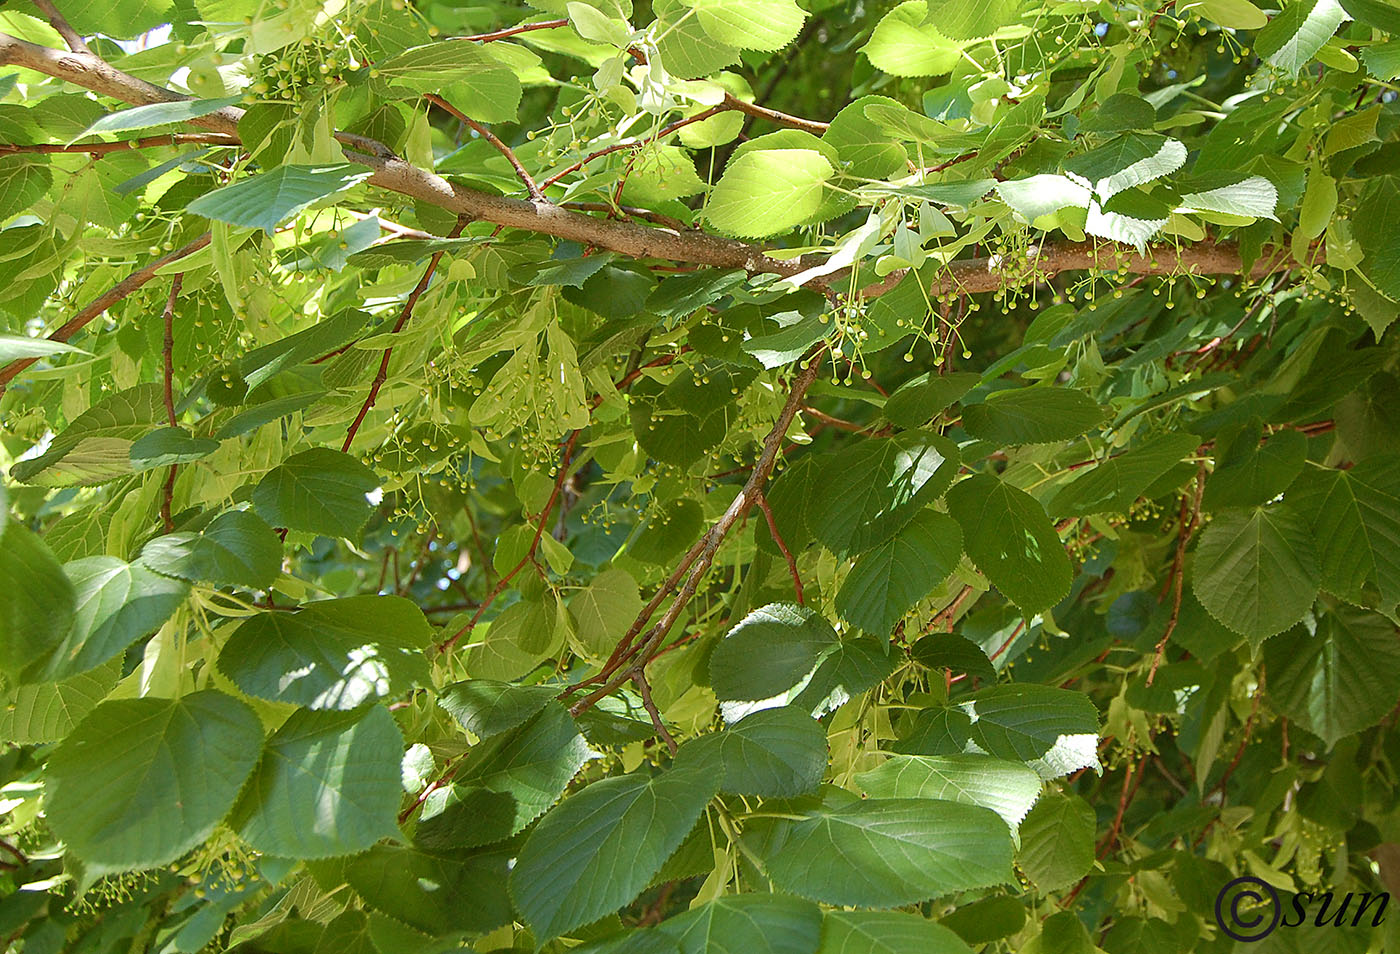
[342,217,468,453]
[31,0,90,54]
[424,94,545,202]
[1146,459,1206,685]
[0,32,1310,299]
[0,232,212,397]
[756,491,803,605]
[721,92,828,134]
[567,348,826,715]
[460,18,568,42]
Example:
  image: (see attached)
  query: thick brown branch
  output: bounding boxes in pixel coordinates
[32,0,90,54]
[0,232,212,396]
[0,33,1311,298]
[343,217,468,453]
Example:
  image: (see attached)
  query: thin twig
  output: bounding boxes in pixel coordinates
[1212,666,1264,798]
[342,217,468,453]
[539,105,728,189]
[756,492,803,605]
[721,92,828,134]
[32,0,90,54]
[425,94,545,202]
[633,670,678,755]
[1096,756,1144,858]
[567,348,826,715]
[0,132,237,154]
[0,232,211,397]
[1146,460,1207,685]
[561,200,688,231]
[159,274,183,531]
[460,18,568,42]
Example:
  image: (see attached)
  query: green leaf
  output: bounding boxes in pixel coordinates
[251,448,380,539]
[231,705,404,858]
[676,707,828,797]
[1046,433,1200,518]
[709,603,841,702]
[10,384,165,487]
[128,426,221,471]
[996,175,1092,223]
[741,312,827,369]
[569,568,643,660]
[0,157,54,223]
[808,432,960,556]
[1174,172,1279,220]
[1203,425,1306,510]
[882,372,980,428]
[817,910,976,954]
[656,894,823,954]
[1357,179,1400,300]
[835,510,963,635]
[438,679,559,738]
[1193,0,1269,28]
[1256,0,1348,74]
[961,387,1104,446]
[680,0,807,51]
[1016,792,1096,891]
[441,702,594,841]
[465,593,569,681]
[0,658,119,744]
[138,509,282,589]
[1025,912,1096,954]
[946,475,1073,615]
[922,0,1023,39]
[46,691,263,875]
[217,595,433,709]
[863,2,964,78]
[1290,457,1400,614]
[510,765,720,940]
[792,637,900,718]
[0,519,74,681]
[0,333,86,363]
[704,149,833,238]
[1079,93,1158,134]
[746,792,1014,906]
[1064,133,1186,201]
[938,896,1026,945]
[77,97,241,139]
[1264,607,1400,747]
[1190,504,1321,645]
[186,164,374,234]
[342,844,513,935]
[960,685,1100,765]
[822,96,911,180]
[910,634,996,681]
[28,556,189,682]
[856,754,1043,833]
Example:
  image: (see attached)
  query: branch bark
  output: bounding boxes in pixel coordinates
[0,32,1307,297]
[32,0,91,54]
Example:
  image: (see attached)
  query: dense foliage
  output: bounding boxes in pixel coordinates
[1,0,1400,950]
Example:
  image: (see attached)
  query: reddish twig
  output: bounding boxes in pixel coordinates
[159,273,183,531]
[539,105,728,189]
[721,92,828,134]
[342,217,468,453]
[1211,666,1264,798]
[756,491,803,605]
[633,669,678,755]
[425,94,544,202]
[566,349,827,715]
[0,233,212,396]
[1097,756,1145,858]
[460,18,568,42]
[1146,460,1207,685]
